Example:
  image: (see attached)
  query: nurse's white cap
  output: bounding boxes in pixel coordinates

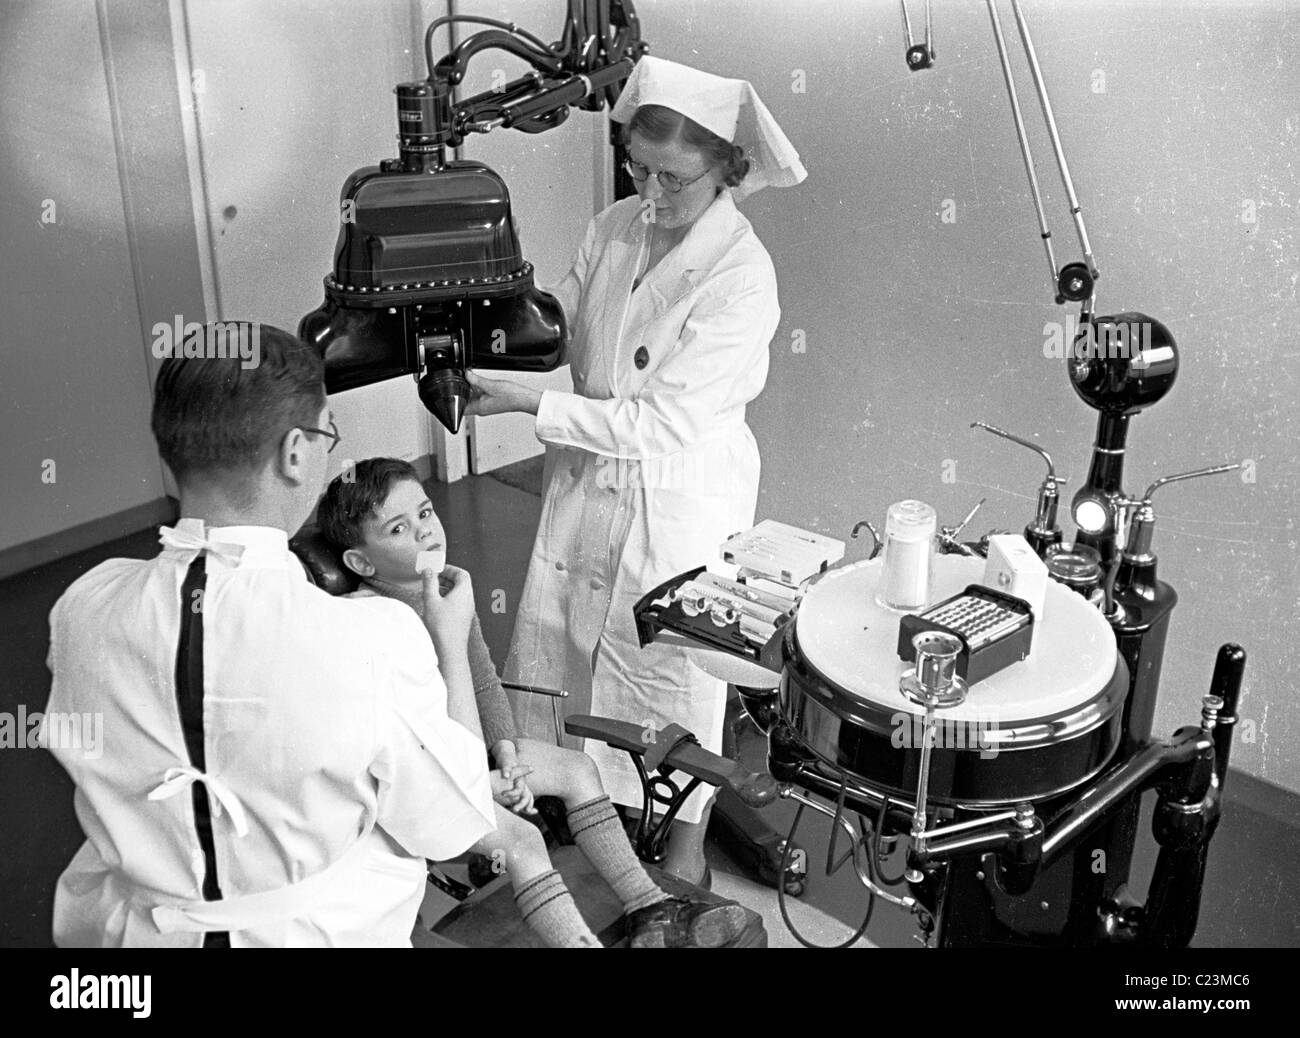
[610,55,808,202]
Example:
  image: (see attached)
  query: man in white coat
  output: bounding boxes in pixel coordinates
[43,324,495,947]
[466,57,806,883]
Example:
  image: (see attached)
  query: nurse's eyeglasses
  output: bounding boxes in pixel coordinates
[300,417,341,454]
[624,158,712,194]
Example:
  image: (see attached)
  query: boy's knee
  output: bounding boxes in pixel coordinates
[493,806,546,858]
[559,747,602,790]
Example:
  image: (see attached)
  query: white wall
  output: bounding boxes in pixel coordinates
[0,1,167,551]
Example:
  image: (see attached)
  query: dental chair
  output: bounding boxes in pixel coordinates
[289,525,769,948]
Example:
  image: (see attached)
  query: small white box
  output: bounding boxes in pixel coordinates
[720,520,845,587]
[982,534,1048,645]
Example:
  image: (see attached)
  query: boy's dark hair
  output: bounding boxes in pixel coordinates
[317,457,423,551]
[150,323,325,486]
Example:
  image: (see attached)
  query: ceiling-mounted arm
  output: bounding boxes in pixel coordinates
[414,3,645,154]
[556,0,644,109]
[901,0,935,70]
[984,0,1099,307]
[984,0,1058,304]
[1009,1,1099,291]
[424,17,556,80]
[435,30,566,84]
[599,1,644,107]
[597,0,613,59]
[554,0,638,67]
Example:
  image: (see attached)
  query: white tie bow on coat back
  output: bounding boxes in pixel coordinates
[158,523,246,566]
[147,765,251,838]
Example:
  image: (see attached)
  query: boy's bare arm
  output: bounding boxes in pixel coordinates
[421,566,486,744]
[438,644,485,744]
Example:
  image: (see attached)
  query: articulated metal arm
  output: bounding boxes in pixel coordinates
[421,2,647,151]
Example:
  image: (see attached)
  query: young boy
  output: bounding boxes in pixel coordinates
[317,458,746,948]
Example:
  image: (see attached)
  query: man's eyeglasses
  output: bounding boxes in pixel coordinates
[624,158,713,194]
[301,418,341,454]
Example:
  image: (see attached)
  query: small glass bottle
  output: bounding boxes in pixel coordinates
[1044,543,1105,609]
[876,500,938,611]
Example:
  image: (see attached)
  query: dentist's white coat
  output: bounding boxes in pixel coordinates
[504,190,780,821]
[45,521,494,947]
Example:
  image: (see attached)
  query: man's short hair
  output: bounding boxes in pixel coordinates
[151,323,325,486]
[317,457,423,551]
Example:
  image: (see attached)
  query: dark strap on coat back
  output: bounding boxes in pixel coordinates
[176,554,229,948]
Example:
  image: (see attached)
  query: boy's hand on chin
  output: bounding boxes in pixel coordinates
[421,565,475,649]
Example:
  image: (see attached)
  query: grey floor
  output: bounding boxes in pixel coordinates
[2,463,1297,947]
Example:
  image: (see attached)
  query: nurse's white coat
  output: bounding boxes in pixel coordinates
[504,190,780,821]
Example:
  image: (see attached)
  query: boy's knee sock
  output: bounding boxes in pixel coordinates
[567,796,667,914]
[513,870,601,948]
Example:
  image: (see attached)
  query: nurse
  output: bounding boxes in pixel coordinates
[465,56,805,883]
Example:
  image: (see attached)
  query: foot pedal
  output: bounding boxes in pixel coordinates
[710,786,807,896]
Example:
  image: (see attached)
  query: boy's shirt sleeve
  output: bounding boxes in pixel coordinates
[467,613,518,748]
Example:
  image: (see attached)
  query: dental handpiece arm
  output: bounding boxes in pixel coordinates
[971,421,1066,556]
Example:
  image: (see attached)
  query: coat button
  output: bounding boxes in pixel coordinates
[590,577,604,590]
[555,561,566,572]
[570,466,581,478]
[634,346,649,369]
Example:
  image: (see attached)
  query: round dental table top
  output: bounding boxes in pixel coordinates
[795,556,1118,724]
[687,556,1118,723]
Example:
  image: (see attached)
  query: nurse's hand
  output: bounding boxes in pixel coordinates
[464,371,542,417]
[421,565,475,653]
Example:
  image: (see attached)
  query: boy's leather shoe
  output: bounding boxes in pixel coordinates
[626,896,748,948]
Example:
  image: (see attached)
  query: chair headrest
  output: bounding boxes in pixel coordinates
[289,526,361,597]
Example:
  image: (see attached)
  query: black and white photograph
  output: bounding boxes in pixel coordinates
[0,0,1295,995]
